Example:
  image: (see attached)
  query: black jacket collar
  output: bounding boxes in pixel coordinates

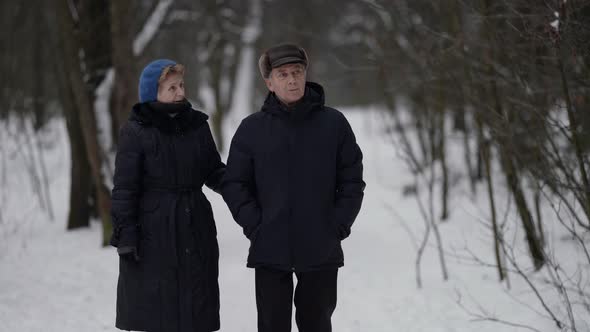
[261,81,325,118]
[130,100,209,134]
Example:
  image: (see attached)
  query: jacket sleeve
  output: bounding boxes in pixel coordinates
[202,122,226,194]
[332,115,365,240]
[109,123,143,248]
[221,121,261,239]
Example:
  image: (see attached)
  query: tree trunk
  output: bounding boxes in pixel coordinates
[489,75,544,270]
[32,2,46,132]
[534,188,545,248]
[437,81,449,221]
[460,48,478,195]
[482,0,544,269]
[109,0,136,147]
[475,129,484,181]
[65,101,93,230]
[211,50,224,150]
[55,0,112,245]
[501,150,544,269]
[462,119,476,196]
[482,139,505,281]
[210,40,225,151]
[46,0,92,230]
[557,49,590,225]
[31,2,55,221]
[415,108,429,170]
[490,77,544,269]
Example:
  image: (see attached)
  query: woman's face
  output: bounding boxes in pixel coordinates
[157,72,185,103]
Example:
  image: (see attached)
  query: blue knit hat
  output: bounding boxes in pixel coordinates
[138,59,177,103]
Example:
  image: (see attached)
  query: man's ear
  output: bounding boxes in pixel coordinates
[264,78,274,92]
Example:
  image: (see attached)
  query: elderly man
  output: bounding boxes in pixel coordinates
[222,43,365,332]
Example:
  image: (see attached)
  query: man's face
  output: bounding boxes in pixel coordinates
[265,63,306,105]
[157,72,185,103]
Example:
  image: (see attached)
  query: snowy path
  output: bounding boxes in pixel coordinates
[0,110,561,332]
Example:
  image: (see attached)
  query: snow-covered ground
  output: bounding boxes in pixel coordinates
[0,107,584,332]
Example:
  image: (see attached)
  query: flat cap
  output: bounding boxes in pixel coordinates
[258,43,308,79]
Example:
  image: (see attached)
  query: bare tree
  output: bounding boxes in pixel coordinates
[54,0,112,245]
[196,0,247,151]
[109,0,136,147]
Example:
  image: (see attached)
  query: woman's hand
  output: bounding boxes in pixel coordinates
[117,246,140,262]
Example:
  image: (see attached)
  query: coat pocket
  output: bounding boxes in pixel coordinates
[138,195,162,256]
[331,221,350,241]
[248,224,262,254]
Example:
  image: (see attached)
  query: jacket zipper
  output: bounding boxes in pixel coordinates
[287,115,296,272]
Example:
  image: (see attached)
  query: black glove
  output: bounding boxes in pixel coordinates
[117,246,140,262]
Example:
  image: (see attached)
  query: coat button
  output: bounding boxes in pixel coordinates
[185,208,190,213]
[186,248,191,254]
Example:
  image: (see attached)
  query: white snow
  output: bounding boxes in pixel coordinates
[94,68,116,186]
[0,104,586,331]
[133,0,174,56]
[94,68,115,152]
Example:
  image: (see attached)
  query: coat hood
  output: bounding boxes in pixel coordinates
[130,100,209,134]
[138,59,177,103]
[261,81,325,118]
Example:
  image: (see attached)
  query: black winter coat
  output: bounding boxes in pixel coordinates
[222,82,365,272]
[110,102,225,332]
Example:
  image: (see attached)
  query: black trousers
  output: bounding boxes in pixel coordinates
[255,267,338,332]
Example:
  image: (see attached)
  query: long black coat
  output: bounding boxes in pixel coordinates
[222,82,365,272]
[110,102,224,332]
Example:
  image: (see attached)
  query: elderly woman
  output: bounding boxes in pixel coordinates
[109,59,224,332]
